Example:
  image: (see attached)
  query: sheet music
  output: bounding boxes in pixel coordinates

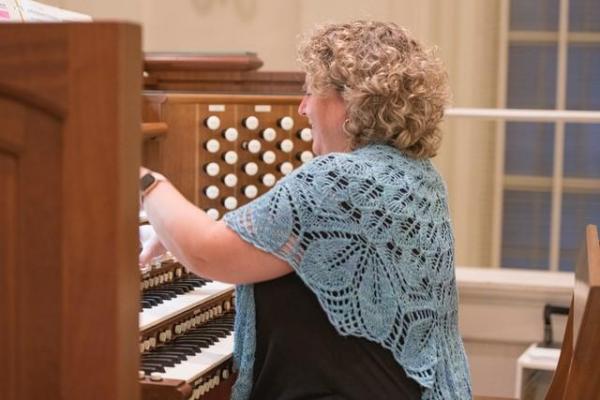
[0,0,22,21]
[0,0,91,22]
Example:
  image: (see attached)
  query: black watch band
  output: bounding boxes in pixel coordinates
[140,173,156,193]
[140,171,166,198]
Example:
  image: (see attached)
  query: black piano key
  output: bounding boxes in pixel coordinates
[152,348,191,359]
[172,339,212,348]
[145,347,189,358]
[141,301,154,309]
[141,355,179,367]
[140,362,166,374]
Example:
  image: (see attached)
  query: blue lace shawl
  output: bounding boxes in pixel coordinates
[223,144,471,400]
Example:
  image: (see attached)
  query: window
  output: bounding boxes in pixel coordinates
[498,0,600,271]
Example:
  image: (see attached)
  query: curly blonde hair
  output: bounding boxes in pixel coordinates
[297,21,450,159]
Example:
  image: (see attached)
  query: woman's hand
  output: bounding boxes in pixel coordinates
[139,224,168,266]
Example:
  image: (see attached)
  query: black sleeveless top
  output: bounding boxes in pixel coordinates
[250,273,422,400]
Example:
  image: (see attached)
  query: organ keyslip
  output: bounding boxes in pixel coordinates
[140,53,311,399]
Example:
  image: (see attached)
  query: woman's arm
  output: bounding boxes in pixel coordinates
[140,170,293,284]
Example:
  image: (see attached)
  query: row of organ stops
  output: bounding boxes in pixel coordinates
[201,113,314,221]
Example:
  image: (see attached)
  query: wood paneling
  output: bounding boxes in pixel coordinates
[0,23,141,400]
[546,225,600,400]
[142,93,312,219]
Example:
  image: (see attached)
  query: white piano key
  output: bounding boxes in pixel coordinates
[139,281,234,331]
[160,334,234,382]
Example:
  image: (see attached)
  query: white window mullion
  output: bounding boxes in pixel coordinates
[549,0,570,271]
[492,0,510,268]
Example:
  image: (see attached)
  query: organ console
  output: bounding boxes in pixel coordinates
[140,53,310,399]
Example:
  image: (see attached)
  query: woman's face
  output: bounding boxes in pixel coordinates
[298,86,349,156]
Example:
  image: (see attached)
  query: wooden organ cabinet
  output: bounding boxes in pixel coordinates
[0,23,141,400]
[139,53,312,400]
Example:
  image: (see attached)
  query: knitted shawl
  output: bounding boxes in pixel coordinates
[223,144,471,400]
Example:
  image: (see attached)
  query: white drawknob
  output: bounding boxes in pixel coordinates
[299,127,312,141]
[205,139,220,153]
[279,116,294,130]
[299,151,314,163]
[261,173,276,187]
[150,372,163,382]
[243,116,259,130]
[223,196,238,210]
[222,369,230,379]
[205,116,221,130]
[261,151,276,164]
[245,139,261,153]
[223,151,238,165]
[224,127,239,141]
[244,185,258,199]
[262,128,276,141]
[279,162,294,175]
[279,139,294,153]
[204,185,220,199]
[206,208,220,221]
[243,162,258,176]
[204,162,220,176]
[223,173,238,187]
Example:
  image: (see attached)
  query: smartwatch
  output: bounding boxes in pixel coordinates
[140,171,167,199]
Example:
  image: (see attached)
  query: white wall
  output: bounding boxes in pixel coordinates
[457,267,572,398]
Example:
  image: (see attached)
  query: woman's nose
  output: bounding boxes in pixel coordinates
[298,96,307,116]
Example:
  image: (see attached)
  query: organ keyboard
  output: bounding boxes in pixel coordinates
[139,256,235,400]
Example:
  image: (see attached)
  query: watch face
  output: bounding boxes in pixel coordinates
[140,173,156,191]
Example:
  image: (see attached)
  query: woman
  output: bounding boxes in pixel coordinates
[140,20,471,400]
